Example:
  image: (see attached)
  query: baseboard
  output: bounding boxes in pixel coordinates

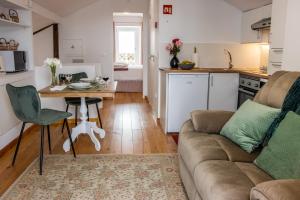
[0,118,98,157]
[0,123,36,157]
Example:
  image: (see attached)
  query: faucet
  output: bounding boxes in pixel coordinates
[224,49,233,69]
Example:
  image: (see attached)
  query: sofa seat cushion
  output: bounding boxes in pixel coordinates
[194,161,273,200]
[178,132,259,174]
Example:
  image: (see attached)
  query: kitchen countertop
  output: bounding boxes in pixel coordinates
[159,67,269,79]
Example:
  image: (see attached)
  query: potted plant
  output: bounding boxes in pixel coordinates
[44,58,61,87]
[166,38,183,68]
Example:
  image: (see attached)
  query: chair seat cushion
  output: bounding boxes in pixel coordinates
[65,97,102,105]
[194,161,273,200]
[33,109,72,125]
[178,132,259,174]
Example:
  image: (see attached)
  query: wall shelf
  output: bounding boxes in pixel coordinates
[0,18,30,28]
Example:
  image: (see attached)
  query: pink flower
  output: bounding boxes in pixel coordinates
[172,38,180,44]
[166,43,172,51]
[175,40,182,47]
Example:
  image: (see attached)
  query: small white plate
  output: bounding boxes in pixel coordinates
[69,82,92,90]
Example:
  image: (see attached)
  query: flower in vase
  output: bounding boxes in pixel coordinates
[44,58,61,86]
[166,38,183,56]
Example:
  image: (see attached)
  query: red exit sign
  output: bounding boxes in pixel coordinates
[163,5,173,15]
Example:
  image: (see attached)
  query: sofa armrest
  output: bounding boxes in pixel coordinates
[180,119,195,133]
[251,180,300,200]
[190,110,234,133]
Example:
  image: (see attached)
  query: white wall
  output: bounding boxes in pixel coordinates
[159,0,242,43]
[33,27,54,66]
[150,0,258,118]
[282,0,300,71]
[0,73,35,150]
[59,0,149,96]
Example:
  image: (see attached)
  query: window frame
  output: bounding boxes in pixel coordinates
[114,24,142,66]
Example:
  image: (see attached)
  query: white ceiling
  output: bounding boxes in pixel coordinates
[32,12,54,32]
[32,0,273,17]
[224,0,272,12]
[32,0,99,16]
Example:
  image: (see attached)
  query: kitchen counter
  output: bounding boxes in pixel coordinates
[159,67,269,79]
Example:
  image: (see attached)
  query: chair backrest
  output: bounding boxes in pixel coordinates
[6,84,41,122]
[59,72,88,83]
[254,71,300,108]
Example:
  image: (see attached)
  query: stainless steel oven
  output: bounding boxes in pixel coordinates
[238,75,266,108]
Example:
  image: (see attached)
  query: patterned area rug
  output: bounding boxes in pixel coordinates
[1,154,187,200]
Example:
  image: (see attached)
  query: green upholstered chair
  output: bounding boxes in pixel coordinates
[6,84,76,175]
[59,72,103,132]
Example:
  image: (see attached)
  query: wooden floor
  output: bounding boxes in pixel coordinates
[0,93,177,196]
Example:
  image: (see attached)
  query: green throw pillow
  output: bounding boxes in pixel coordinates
[220,100,280,153]
[255,112,300,179]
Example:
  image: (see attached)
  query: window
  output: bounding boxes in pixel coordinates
[115,26,142,65]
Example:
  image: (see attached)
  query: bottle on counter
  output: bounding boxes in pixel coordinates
[192,46,199,67]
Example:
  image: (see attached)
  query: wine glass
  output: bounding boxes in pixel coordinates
[102,76,110,87]
[60,75,66,85]
[66,74,72,84]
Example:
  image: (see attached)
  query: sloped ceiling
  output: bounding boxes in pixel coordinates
[32,12,54,32]
[32,0,99,17]
[32,0,273,17]
[224,0,272,11]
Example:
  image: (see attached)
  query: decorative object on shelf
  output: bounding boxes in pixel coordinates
[178,60,195,70]
[192,46,199,67]
[0,13,9,20]
[9,9,19,23]
[44,58,61,87]
[8,40,19,50]
[166,38,183,68]
[0,38,8,50]
[0,38,19,50]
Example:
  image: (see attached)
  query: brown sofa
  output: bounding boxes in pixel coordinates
[178,71,300,200]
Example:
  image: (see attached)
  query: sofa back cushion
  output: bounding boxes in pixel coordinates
[254,71,300,108]
[220,100,280,153]
[255,112,300,179]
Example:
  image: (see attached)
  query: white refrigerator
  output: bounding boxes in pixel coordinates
[166,73,209,132]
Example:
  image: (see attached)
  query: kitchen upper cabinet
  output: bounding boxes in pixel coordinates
[282,0,300,72]
[241,4,272,43]
[208,73,239,112]
[268,0,288,75]
[270,0,288,49]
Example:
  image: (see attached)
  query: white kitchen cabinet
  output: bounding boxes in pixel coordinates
[282,0,300,72]
[160,73,209,133]
[208,73,239,112]
[270,0,288,49]
[241,4,272,43]
[268,0,288,75]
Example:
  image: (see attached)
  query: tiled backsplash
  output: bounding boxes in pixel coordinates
[160,42,266,69]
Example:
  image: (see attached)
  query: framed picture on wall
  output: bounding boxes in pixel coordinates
[62,39,83,57]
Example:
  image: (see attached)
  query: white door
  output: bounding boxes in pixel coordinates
[208,73,239,112]
[167,74,209,132]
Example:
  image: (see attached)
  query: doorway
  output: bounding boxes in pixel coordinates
[113,12,144,93]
